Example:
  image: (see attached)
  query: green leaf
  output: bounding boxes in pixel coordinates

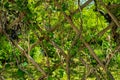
[5,64,10,68]
[62,3,68,11]
[21,62,28,67]
[59,69,64,78]
[47,76,54,80]
[17,69,25,77]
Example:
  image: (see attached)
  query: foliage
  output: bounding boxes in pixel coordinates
[0,0,120,80]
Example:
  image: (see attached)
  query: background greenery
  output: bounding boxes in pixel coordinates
[0,0,120,80]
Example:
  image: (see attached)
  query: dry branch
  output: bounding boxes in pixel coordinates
[97,22,114,37]
[1,29,47,77]
[99,0,120,27]
[105,45,120,66]
[83,41,105,69]
[71,0,93,15]
[63,13,79,34]
[8,12,25,29]
[50,41,67,58]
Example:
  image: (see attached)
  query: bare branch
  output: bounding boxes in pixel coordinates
[105,45,120,66]
[71,0,93,15]
[97,22,114,37]
[30,37,44,50]
[50,41,67,58]
[8,12,25,29]
[63,13,79,34]
[2,29,47,77]
[99,0,120,27]
[83,41,105,69]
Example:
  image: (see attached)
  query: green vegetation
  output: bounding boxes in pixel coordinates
[0,0,120,80]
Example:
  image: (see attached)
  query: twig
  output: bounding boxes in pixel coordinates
[63,12,79,34]
[8,12,25,29]
[2,29,47,77]
[99,0,120,27]
[97,22,114,37]
[71,0,93,15]
[82,40,115,80]
[50,41,67,58]
[83,41,105,69]
[105,45,120,66]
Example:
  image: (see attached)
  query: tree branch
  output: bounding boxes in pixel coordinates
[71,0,93,15]
[97,22,114,37]
[8,12,25,29]
[50,41,67,58]
[2,29,47,77]
[99,0,120,27]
